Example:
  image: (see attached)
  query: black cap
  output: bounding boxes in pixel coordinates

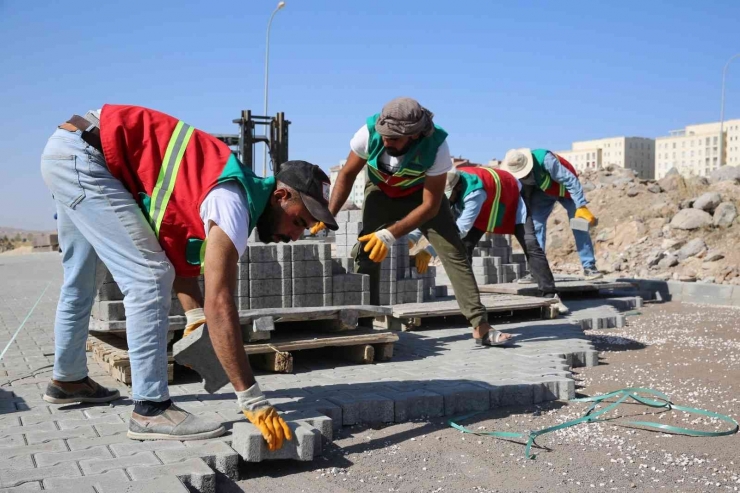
[276,160,339,231]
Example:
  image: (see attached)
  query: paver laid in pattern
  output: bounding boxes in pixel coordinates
[0,253,625,492]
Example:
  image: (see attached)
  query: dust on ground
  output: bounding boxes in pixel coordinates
[228,302,740,493]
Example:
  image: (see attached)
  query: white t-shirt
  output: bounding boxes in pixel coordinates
[349,125,452,176]
[199,181,250,257]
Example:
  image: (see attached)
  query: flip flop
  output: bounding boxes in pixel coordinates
[475,330,514,347]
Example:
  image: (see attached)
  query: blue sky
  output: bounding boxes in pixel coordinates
[1,0,738,231]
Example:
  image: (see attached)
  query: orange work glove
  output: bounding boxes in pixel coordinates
[310,222,326,235]
[237,383,293,451]
[415,249,432,274]
[575,206,596,225]
[358,229,396,263]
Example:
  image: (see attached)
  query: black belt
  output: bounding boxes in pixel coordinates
[58,115,102,153]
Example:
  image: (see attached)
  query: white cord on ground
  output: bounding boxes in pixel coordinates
[0,282,51,363]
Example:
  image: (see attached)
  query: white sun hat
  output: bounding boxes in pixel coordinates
[500,148,534,179]
[444,169,460,197]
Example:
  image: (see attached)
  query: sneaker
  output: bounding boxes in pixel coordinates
[583,268,604,281]
[43,377,121,405]
[551,294,570,315]
[127,403,226,441]
[517,274,535,284]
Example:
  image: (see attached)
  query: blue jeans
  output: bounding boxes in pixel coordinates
[40,128,175,401]
[529,190,596,270]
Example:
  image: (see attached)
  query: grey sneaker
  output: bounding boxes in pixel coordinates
[583,268,604,281]
[127,403,226,441]
[517,273,535,284]
[43,377,121,405]
[551,294,570,315]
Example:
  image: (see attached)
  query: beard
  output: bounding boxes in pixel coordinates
[384,140,415,157]
[256,203,290,243]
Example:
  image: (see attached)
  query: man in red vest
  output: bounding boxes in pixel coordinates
[312,97,512,346]
[40,105,337,448]
[501,148,602,280]
[409,166,568,314]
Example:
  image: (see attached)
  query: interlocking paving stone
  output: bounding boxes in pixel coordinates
[128,458,215,493]
[35,445,114,467]
[43,470,129,491]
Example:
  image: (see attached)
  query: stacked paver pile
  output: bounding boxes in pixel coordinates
[91,241,371,331]
[333,210,438,304]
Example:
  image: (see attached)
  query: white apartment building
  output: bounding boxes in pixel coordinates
[557,137,655,179]
[654,119,740,180]
[328,160,367,208]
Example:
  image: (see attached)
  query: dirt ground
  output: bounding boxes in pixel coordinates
[227,301,740,493]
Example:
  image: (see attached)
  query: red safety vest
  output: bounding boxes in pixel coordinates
[458,166,520,234]
[531,149,578,199]
[100,104,272,277]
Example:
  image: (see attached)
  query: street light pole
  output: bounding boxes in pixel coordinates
[719,53,740,168]
[263,1,286,177]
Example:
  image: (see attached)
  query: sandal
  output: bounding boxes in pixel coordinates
[475,330,514,347]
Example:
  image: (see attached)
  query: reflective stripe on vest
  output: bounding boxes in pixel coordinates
[150,121,195,237]
[482,168,503,231]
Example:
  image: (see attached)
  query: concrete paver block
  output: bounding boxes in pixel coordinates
[128,458,216,493]
[79,452,160,475]
[383,389,444,422]
[232,421,320,462]
[98,477,190,493]
[326,393,394,425]
[43,470,128,491]
[157,441,239,480]
[172,325,228,394]
[275,398,342,430]
[435,383,491,416]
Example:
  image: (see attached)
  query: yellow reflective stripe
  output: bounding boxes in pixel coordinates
[149,122,195,237]
[199,239,207,274]
[395,176,426,188]
[540,173,551,191]
[394,167,425,177]
[367,165,388,183]
[484,168,502,231]
[560,183,566,196]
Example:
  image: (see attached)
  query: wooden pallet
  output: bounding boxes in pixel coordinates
[86,333,174,385]
[90,305,392,339]
[238,305,392,342]
[89,328,398,382]
[479,280,636,297]
[242,329,399,373]
[376,294,558,331]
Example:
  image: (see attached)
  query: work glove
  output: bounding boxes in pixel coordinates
[575,206,596,225]
[414,249,433,274]
[309,222,326,235]
[183,308,206,338]
[237,383,292,451]
[358,229,396,263]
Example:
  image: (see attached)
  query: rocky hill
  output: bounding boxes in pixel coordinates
[541,165,740,284]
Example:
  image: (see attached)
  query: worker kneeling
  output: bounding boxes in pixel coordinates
[40,105,338,448]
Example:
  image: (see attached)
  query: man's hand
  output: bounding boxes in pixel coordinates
[183,308,206,338]
[575,206,596,225]
[359,229,396,263]
[310,222,326,235]
[237,383,292,451]
[414,249,432,274]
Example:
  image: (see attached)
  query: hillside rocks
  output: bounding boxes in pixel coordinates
[670,209,713,230]
[540,166,740,285]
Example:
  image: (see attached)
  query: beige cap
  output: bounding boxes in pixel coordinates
[500,148,534,179]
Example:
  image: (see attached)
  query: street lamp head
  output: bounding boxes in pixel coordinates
[277,1,286,9]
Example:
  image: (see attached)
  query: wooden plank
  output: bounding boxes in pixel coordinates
[479,280,635,296]
[373,343,394,361]
[391,294,554,318]
[337,345,375,364]
[242,330,398,355]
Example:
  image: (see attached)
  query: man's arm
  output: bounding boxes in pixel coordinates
[455,189,487,238]
[173,277,204,312]
[543,152,587,207]
[329,151,367,215]
[386,173,446,238]
[203,225,254,392]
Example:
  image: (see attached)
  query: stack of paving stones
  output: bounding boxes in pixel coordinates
[31,233,59,252]
[0,253,626,491]
[90,241,372,331]
[434,233,528,290]
[333,210,437,304]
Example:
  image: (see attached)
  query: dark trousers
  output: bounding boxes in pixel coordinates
[352,183,488,328]
[461,216,557,298]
